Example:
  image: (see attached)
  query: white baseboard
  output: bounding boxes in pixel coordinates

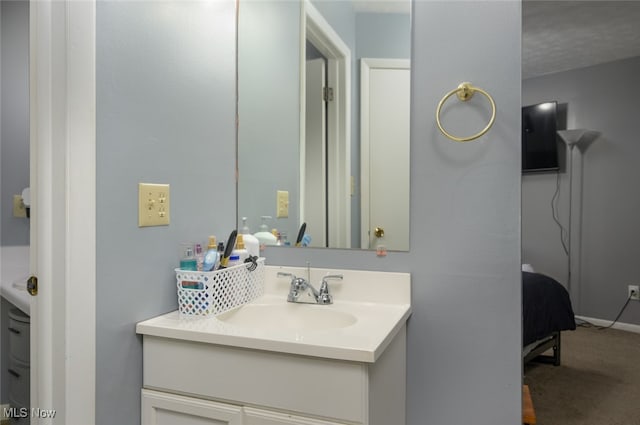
[575,315,640,334]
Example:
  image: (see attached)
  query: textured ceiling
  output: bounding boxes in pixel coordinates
[353,1,640,78]
[523,1,640,79]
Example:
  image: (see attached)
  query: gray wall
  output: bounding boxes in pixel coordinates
[267,1,523,424]
[95,1,237,423]
[0,0,30,246]
[96,1,522,424]
[523,56,640,326]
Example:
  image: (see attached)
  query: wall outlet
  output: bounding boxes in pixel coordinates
[12,195,27,218]
[276,190,289,218]
[628,285,640,301]
[138,183,170,227]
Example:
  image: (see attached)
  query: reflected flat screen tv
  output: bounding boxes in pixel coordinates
[522,101,559,173]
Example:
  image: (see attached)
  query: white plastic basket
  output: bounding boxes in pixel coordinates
[176,257,265,317]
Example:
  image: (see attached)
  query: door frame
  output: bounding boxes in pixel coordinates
[29,0,96,422]
[360,58,410,249]
[300,0,351,248]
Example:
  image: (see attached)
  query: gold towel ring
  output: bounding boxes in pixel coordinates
[436,82,496,142]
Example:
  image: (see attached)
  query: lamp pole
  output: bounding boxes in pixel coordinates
[557,129,600,312]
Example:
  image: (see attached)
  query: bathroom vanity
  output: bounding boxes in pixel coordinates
[136,266,411,425]
[0,246,31,417]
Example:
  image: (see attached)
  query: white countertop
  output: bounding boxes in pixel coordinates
[137,265,411,363]
[0,246,31,315]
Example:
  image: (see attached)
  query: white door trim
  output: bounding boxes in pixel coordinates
[301,0,351,248]
[360,58,410,249]
[29,1,96,423]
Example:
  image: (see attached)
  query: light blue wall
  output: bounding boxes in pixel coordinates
[523,56,640,326]
[267,1,523,424]
[96,1,522,424]
[95,1,237,423]
[237,3,412,249]
[355,12,410,59]
[237,0,302,240]
[353,11,410,245]
[0,0,30,246]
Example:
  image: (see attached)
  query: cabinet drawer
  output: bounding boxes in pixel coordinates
[8,308,30,363]
[8,358,30,408]
[142,389,243,425]
[143,336,367,423]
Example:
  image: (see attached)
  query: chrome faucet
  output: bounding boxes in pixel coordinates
[277,272,343,305]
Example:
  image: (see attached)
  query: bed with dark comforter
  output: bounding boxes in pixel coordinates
[523,271,576,365]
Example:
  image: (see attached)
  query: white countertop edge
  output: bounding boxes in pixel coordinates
[1,284,31,315]
[136,305,411,363]
[1,246,31,315]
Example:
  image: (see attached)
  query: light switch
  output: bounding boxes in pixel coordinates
[13,195,27,218]
[276,190,289,218]
[138,183,170,227]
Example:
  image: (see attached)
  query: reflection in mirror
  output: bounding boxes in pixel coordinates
[238,0,410,251]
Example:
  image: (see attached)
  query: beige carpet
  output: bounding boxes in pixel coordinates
[524,326,640,425]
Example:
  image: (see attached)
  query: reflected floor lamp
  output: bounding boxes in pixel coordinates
[557,129,600,311]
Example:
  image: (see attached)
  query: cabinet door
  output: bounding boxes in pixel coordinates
[142,389,243,425]
[243,407,350,425]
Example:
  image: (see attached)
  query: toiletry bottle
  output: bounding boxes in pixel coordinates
[202,236,219,272]
[180,246,198,271]
[214,241,224,270]
[194,243,204,271]
[254,216,277,248]
[228,234,249,267]
[240,217,260,257]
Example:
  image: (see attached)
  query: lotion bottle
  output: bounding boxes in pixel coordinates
[202,235,219,272]
[240,217,260,257]
[253,216,277,248]
[228,234,249,267]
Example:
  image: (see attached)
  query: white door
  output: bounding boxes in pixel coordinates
[360,59,410,251]
[303,58,327,247]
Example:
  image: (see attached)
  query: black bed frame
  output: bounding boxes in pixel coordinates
[524,331,561,366]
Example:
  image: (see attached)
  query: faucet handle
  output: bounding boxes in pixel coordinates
[318,274,343,305]
[321,274,343,287]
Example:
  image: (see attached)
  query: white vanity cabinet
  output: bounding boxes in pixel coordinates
[140,326,406,425]
[138,266,411,425]
[7,307,30,419]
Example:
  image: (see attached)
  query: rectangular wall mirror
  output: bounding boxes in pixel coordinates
[237,0,411,251]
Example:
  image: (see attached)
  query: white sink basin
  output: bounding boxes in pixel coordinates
[217,302,357,330]
[136,266,411,362]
